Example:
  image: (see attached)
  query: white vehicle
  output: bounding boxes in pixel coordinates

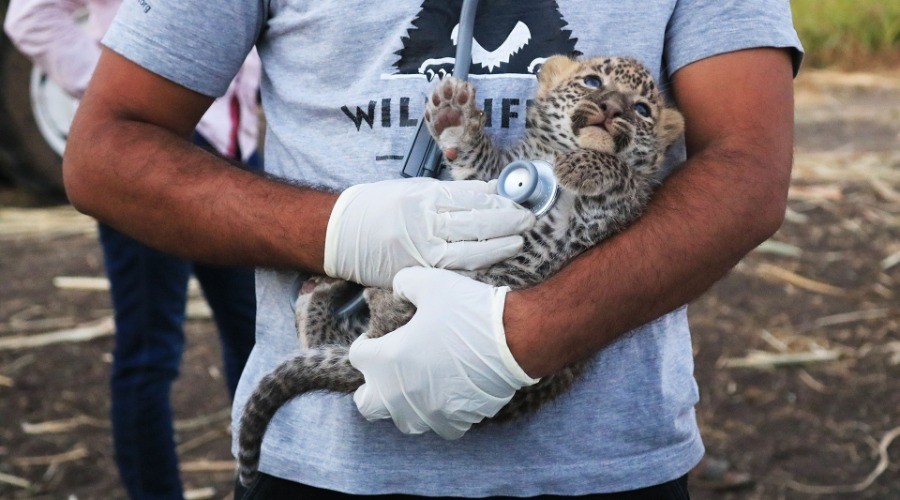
[1,0,78,199]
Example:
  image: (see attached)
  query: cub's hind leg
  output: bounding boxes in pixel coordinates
[490,362,587,422]
[364,287,416,339]
[296,277,368,348]
[424,77,505,181]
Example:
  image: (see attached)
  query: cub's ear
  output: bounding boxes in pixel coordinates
[657,107,685,149]
[537,55,580,89]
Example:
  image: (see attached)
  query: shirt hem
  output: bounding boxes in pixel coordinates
[247,429,704,497]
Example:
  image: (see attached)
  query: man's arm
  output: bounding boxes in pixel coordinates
[64,48,336,272]
[504,47,795,377]
[65,48,533,281]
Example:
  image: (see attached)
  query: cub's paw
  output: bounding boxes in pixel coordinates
[424,77,484,160]
[555,151,620,197]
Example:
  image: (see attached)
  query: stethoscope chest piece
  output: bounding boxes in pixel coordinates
[496,159,560,217]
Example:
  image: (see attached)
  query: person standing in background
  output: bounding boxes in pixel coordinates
[4,1,261,498]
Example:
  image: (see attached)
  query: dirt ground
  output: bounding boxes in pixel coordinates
[1,69,898,499]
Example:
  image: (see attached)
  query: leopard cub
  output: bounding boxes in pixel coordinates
[237,55,684,486]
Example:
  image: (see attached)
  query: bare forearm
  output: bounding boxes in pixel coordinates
[64,117,334,272]
[505,144,789,376]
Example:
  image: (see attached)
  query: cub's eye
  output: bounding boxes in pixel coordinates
[634,102,652,118]
[583,75,602,88]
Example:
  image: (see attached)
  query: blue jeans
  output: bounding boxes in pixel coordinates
[104,133,258,499]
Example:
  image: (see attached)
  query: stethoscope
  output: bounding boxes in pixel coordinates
[335,0,558,318]
[400,0,559,215]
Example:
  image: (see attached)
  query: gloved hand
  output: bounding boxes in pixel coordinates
[324,178,535,288]
[349,267,540,439]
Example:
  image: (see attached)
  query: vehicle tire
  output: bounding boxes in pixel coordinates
[0,29,67,200]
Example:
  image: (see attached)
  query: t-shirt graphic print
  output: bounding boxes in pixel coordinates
[390,0,580,80]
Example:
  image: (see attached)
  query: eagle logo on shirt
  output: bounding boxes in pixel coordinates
[392,0,580,80]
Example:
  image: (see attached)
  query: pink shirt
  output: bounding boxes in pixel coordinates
[4,0,261,160]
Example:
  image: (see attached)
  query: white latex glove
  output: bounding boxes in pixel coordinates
[324,178,535,288]
[349,267,540,439]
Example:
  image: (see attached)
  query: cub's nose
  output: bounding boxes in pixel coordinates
[595,92,632,132]
[598,93,627,121]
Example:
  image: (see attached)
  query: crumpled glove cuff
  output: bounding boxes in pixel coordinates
[323,183,365,281]
[491,286,540,387]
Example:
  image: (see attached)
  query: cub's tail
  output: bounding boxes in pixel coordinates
[236,345,364,486]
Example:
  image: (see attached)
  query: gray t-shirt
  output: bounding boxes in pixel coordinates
[104,1,802,496]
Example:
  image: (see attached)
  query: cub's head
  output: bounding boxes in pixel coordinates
[531,56,683,166]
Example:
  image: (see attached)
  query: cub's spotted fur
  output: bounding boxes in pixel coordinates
[237,56,684,486]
